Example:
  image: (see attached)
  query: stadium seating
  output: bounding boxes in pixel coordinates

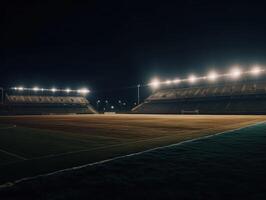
[3,95,97,115]
[132,82,266,114]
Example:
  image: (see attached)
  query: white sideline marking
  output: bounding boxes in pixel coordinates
[0,149,27,161]
[0,121,264,189]
[23,123,242,161]
[29,134,188,160]
[27,119,261,160]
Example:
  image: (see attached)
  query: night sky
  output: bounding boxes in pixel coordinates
[3,1,266,105]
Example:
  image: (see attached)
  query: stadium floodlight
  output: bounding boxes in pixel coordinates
[149,78,160,89]
[173,78,181,84]
[250,65,262,76]
[230,67,242,79]
[207,71,218,81]
[33,87,40,91]
[188,75,197,83]
[77,88,90,95]
[17,87,24,91]
[51,88,57,92]
[165,80,172,85]
[65,88,71,93]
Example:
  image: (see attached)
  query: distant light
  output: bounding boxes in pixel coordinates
[51,88,57,92]
[230,67,242,79]
[33,87,40,91]
[250,66,261,76]
[149,78,160,89]
[173,78,181,84]
[165,80,172,85]
[77,88,90,95]
[41,88,45,91]
[65,88,71,93]
[111,106,114,109]
[18,87,24,91]
[188,75,197,83]
[207,71,218,81]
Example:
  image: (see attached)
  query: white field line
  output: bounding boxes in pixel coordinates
[0,125,27,160]
[26,119,261,161]
[0,149,27,161]
[0,120,264,189]
[28,135,185,160]
[0,125,16,130]
[0,123,249,168]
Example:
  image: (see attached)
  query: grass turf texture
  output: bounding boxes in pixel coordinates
[1,118,266,199]
[0,114,265,186]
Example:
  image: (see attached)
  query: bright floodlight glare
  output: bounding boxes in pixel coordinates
[33,87,40,91]
[149,78,160,89]
[230,68,242,79]
[18,87,24,91]
[250,66,261,76]
[188,75,197,83]
[173,78,180,84]
[207,71,218,81]
[165,80,172,85]
[65,88,71,93]
[51,88,57,92]
[78,88,90,94]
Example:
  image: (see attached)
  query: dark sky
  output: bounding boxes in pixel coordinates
[2,1,266,102]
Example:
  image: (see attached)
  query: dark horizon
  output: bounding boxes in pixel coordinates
[3,1,266,102]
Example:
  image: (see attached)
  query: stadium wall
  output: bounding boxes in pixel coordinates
[132,82,266,114]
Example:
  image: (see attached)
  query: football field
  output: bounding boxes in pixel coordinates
[0,114,265,185]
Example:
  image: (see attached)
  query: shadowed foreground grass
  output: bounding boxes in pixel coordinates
[1,122,266,200]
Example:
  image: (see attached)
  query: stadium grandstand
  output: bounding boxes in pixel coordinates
[0,90,97,115]
[132,81,266,114]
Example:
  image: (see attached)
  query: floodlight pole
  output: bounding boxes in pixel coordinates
[137,84,141,105]
[96,100,100,111]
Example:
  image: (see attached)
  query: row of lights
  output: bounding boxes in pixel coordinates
[149,65,264,89]
[11,87,90,94]
[96,100,133,106]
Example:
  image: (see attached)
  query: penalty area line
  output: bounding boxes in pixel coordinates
[0,121,265,189]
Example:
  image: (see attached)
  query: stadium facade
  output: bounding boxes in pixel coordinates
[132,82,266,114]
[0,93,97,115]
